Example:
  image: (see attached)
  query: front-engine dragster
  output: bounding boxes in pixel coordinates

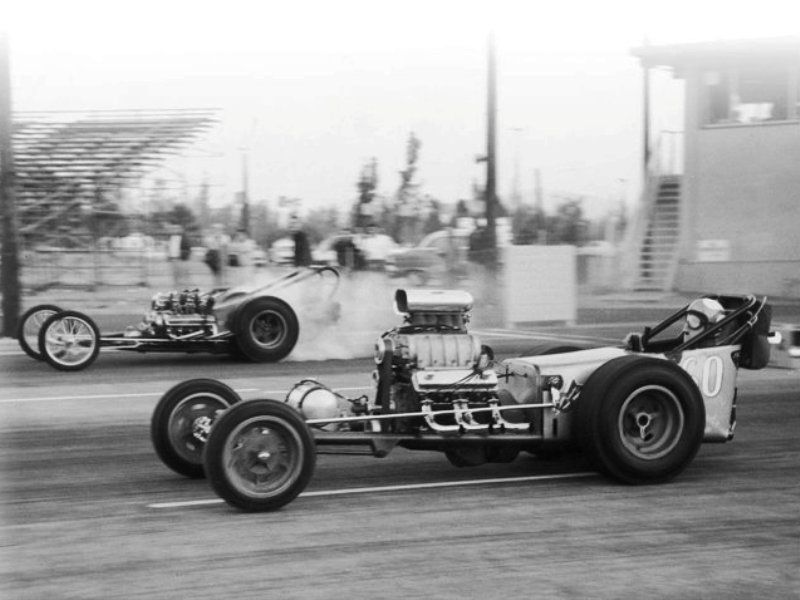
[151,288,772,511]
[18,266,340,371]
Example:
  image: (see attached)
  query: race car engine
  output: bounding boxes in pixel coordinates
[127,290,218,339]
[151,289,215,316]
[373,289,497,433]
[287,289,520,435]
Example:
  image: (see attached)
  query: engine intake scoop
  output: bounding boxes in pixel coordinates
[395,289,473,315]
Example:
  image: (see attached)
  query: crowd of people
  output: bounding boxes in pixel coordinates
[167,217,484,289]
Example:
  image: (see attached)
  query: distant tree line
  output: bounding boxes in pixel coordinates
[30,132,623,253]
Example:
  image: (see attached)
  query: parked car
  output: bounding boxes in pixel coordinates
[269,237,295,265]
[384,229,469,285]
[251,247,269,267]
[312,232,398,270]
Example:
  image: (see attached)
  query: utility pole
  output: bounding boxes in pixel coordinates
[533,167,544,213]
[484,32,498,264]
[0,32,20,338]
[239,151,250,235]
[511,127,523,210]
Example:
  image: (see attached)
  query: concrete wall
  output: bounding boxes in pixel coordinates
[503,245,577,325]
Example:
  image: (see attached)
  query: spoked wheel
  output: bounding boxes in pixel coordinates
[574,356,705,484]
[233,297,299,362]
[38,310,101,371]
[17,304,62,360]
[204,399,316,511]
[151,379,242,478]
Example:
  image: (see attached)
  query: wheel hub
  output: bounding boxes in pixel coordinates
[226,424,299,494]
[634,412,655,442]
[618,385,684,460]
[192,416,213,443]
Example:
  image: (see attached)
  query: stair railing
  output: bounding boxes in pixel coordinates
[620,132,676,288]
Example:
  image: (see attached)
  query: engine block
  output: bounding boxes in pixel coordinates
[129,289,218,339]
[374,289,498,432]
[151,290,215,315]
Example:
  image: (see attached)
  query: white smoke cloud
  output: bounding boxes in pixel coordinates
[288,271,399,361]
[274,266,504,362]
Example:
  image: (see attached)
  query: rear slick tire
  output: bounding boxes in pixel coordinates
[204,399,316,511]
[574,355,705,484]
[151,379,242,478]
[233,297,299,363]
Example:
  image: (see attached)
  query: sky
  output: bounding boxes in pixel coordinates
[4,0,800,219]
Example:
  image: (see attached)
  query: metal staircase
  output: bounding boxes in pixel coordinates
[634,174,682,291]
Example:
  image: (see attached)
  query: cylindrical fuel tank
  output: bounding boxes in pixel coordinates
[285,380,343,431]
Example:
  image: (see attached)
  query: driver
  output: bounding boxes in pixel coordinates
[624,297,727,352]
[683,298,726,342]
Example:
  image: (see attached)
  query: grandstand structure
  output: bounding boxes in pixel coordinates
[13,108,216,248]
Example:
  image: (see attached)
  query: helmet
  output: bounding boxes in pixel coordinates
[683,298,726,341]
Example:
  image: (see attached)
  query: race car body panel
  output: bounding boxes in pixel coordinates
[677,345,739,442]
[502,344,739,443]
[499,347,630,443]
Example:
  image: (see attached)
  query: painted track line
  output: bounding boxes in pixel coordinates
[148,472,597,509]
[0,386,372,404]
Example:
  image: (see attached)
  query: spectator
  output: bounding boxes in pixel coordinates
[168,225,190,287]
[333,236,366,270]
[468,226,496,265]
[204,224,230,285]
[290,218,312,267]
[228,230,254,267]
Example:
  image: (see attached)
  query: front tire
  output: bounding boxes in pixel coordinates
[38,310,100,371]
[204,399,316,511]
[574,356,705,484]
[151,379,242,478]
[233,297,299,362]
[18,304,62,360]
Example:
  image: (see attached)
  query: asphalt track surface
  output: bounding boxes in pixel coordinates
[2,321,799,598]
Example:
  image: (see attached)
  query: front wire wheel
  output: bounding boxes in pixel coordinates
[38,310,101,371]
[151,379,242,478]
[204,399,316,511]
[17,304,62,360]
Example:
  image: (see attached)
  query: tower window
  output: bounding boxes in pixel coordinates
[703,66,796,125]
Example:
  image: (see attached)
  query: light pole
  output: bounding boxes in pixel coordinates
[239,150,250,235]
[511,127,523,210]
[484,32,498,264]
